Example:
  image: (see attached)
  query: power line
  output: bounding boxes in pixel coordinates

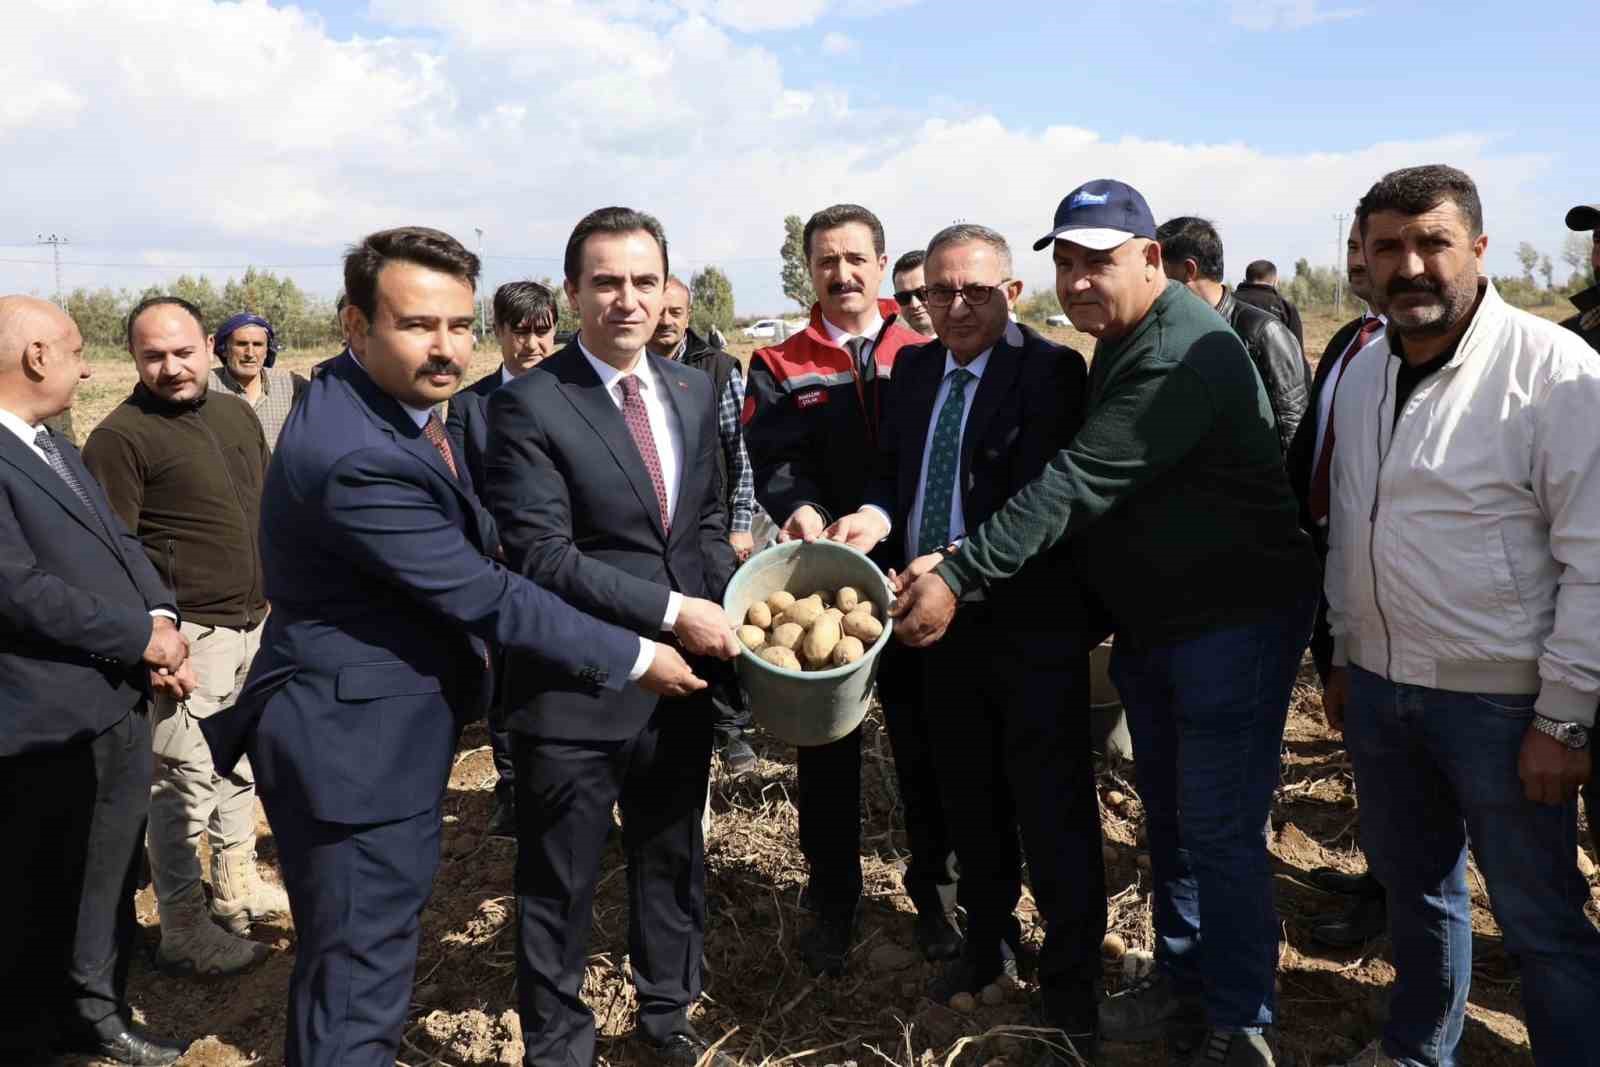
[34,234,68,305]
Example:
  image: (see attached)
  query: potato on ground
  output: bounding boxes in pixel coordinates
[759,646,801,671]
[737,625,766,651]
[831,636,865,666]
[745,602,773,629]
[769,622,805,650]
[842,610,883,642]
[801,617,842,667]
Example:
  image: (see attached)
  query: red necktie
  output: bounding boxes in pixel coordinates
[618,375,671,532]
[1309,316,1384,523]
[422,412,460,481]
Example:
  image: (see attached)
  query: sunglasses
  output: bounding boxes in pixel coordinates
[893,286,927,307]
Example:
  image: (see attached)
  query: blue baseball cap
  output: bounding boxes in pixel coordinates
[1033,179,1158,251]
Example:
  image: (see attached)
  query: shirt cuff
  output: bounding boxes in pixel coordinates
[150,609,178,624]
[662,590,682,631]
[628,638,655,682]
[731,510,754,534]
[1535,680,1597,728]
[860,505,893,540]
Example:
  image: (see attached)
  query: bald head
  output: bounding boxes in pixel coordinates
[0,295,88,423]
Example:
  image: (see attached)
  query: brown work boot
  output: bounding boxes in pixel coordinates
[157,882,269,978]
[210,849,291,935]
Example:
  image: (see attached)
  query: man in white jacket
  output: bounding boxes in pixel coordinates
[1322,164,1600,1067]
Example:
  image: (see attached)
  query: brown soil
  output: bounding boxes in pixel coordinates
[79,664,1597,1067]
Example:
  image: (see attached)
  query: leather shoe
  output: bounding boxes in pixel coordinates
[928,944,1018,1001]
[719,735,758,779]
[486,796,516,839]
[1306,867,1382,898]
[654,1031,738,1066]
[1310,893,1388,948]
[56,1021,186,1066]
[798,912,856,977]
[913,906,963,961]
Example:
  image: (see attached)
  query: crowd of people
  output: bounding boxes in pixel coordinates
[1,163,1597,1067]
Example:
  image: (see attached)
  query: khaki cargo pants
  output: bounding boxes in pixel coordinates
[147,619,263,904]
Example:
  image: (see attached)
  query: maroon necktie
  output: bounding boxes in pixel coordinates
[422,412,460,481]
[1309,316,1384,523]
[618,375,671,532]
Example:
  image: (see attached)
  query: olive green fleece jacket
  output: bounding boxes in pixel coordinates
[937,281,1315,644]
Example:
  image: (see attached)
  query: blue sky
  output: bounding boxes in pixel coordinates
[1,0,1592,315]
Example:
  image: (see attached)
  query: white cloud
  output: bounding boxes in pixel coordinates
[0,0,1556,315]
[820,31,858,55]
[1230,0,1367,30]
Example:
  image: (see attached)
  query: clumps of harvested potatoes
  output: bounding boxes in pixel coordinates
[741,585,881,673]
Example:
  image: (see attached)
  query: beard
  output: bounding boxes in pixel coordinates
[1386,272,1479,339]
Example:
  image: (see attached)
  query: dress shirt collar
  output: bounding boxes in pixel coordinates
[349,351,431,427]
[822,311,884,347]
[578,338,654,397]
[0,404,42,450]
[945,345,994,383]
[500,365,516,388]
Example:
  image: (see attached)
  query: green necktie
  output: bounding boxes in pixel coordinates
[916,368,975,557]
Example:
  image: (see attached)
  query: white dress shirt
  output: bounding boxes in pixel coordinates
[500,365,516,388]
[863,327,1010,559]
[822,311,885,371]
[0,403,176,623]
[577,341,689,678]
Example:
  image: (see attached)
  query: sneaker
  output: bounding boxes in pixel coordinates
[1098,968,1203,1045]
[1328,1040,1397,1066]
[1182,1028,1275,1066]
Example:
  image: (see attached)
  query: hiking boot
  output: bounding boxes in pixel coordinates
[1097,968,1203,1045]
[210,849,291,935]
[158,882,269,977]
[1328,1040,1397,1066]
[1180,1029,1275,1066]
[1310,894,1387,949]
[798,912,856,977]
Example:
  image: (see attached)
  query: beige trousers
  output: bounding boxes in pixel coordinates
[147,619,263,903]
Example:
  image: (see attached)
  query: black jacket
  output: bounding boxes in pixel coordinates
[1217,288,1311,455]
[1233,282,1304,349]
[483,344,738,742]
[1285,314,1371,681]
[1,424,175,755]
[445,368,504,501]
[1562,284,1600,353]
[864,323,1087,622]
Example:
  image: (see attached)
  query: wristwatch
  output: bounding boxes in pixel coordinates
[1532,714,1590,750]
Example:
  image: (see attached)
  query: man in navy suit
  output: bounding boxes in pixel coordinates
[483,207,741,1067]
[0,296,193,1065]
[446,279,560,836]
[201,227,707,1067]
[822,225,1104,1060]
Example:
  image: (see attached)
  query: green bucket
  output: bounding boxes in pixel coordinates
[722,540,895,747]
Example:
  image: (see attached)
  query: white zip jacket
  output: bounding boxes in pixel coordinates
[1326,280,1600,727]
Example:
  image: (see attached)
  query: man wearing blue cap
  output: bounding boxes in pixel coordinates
[893,179,1316,1065]
[209,313,308,449]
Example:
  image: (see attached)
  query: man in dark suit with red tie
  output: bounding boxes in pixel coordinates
[0,296,193,1065]
[482,207,742,1067]
[1284,216,1388,947]
[200,227,706,1067]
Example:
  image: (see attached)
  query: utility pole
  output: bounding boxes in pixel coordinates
[1332,212,1347,315]
[35,233,68,307]
[474,227,486,342]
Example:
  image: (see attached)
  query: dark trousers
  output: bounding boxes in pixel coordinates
[489,716,516,803]
[265,796,442,1067]
[924,613,1106,1007]
[512,705,713,1066]
[0,707,151,1057]
[708,661,751,744]
[797,639,956,919]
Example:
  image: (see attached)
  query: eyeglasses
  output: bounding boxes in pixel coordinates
[923,281,1012,308]
[893,287,927,307]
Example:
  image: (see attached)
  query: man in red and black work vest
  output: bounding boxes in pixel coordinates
[744,204,963,975]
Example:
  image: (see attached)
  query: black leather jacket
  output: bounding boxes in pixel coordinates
[1562,285,1600,354]
[1217,288,1311,455]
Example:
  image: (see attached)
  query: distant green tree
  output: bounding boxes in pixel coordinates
[780,214,816,310]
[65,287,133,346]
[141,274,228,332]
[1516,242,1540,283]
[689,265,736,337]
[535,276,582,334]
[1562,232,1595,288]
[1540,255,1554,290]
[1015,287,1062,324]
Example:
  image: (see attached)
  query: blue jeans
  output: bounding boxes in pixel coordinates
[1110,596,1313,1031]
[1344,666,1600,1067]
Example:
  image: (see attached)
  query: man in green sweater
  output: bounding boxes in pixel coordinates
[894,180,1315,1067]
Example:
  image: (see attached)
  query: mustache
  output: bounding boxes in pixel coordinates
[415,360,462,380]
[828,282,864,296]
[1386,275,1441,298]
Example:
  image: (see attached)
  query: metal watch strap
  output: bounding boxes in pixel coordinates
[1534,713,1590,749]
